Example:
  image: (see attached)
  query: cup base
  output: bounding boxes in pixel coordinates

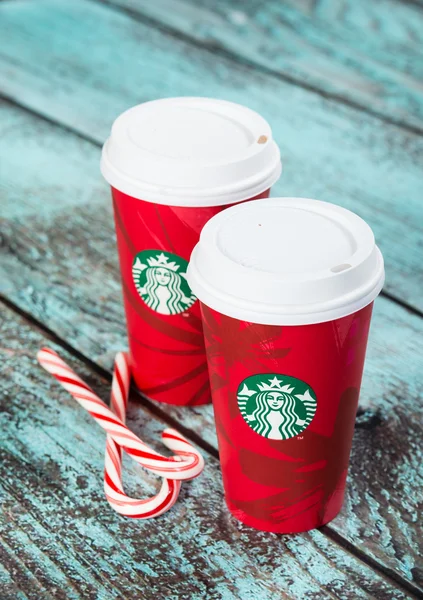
[224,495,344,534]
[131,371,212,406]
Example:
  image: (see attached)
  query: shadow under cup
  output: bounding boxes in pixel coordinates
[188,197,385,531]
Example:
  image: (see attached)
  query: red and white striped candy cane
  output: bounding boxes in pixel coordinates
[37,347,204,479]
[104,351,180,518]
[37,347,204,518]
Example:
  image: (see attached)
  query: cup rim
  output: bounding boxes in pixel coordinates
[101,144,281,206]
[100,97,282,207]
[187,197,385,325]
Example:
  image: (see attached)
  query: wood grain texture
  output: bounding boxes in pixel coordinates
[0,0,422,311]
[1,99,422,593]
[0,306,413,600]
[100,0,423,132]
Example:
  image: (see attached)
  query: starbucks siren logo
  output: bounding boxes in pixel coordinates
[132,250,197,316]
[237,374,317,440]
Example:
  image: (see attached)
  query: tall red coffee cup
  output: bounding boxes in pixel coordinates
[101,98,281,405]
[188,198,385,532]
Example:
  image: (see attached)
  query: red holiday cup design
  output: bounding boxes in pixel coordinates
[200,302,373,533]
[112,187,270,405]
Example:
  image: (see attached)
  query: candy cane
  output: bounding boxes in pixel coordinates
[103,352,180,518]
[37,347,204,519]
[37,347,204,479]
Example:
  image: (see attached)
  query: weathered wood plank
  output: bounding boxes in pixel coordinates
[100,0,423,132]
[0,0,422,311]
[0,306,413,599]
[0,544,45,600]
[0,101,422,592]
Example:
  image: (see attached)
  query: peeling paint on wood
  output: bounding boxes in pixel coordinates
[0,98,422,591]
[0,306,413,599]
[0,0,422,596]
[102,0,423,131]
[0,1,422,309]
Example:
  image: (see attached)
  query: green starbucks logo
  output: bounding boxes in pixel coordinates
[132,250,196,315]
[237,374,317,440]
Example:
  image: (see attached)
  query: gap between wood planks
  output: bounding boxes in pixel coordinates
[1,292,422,600]
[0,13,422,585]
[1,87,422,594]
[1,90,422,325]
[93,0,423,138]
[401,0,423,10]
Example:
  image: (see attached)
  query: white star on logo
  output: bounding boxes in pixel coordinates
[268,376,283,387]
[157,253,168,264]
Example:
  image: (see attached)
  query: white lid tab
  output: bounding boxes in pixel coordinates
[101,97,281,207]
[187,198,385,325]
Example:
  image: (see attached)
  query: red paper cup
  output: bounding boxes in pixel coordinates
[101,98,281,405]
[188,198,385,531]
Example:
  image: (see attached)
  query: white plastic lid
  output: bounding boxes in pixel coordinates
[100,97,281,207]
[188,198,385,325]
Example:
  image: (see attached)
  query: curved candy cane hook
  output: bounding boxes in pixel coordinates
[37,347,204,519]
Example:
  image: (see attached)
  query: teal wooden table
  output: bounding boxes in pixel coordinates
[1,1,422,598]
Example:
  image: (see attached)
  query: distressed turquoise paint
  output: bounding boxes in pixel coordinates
[0,1,422,309]
[0,308,411,599]
[0,98,422,591]
[0,558,32,600]
[103,0,423,131]
[0,0,422,595]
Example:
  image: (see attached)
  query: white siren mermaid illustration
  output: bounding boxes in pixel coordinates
[237,375,317,440]
[132,251,197,316]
